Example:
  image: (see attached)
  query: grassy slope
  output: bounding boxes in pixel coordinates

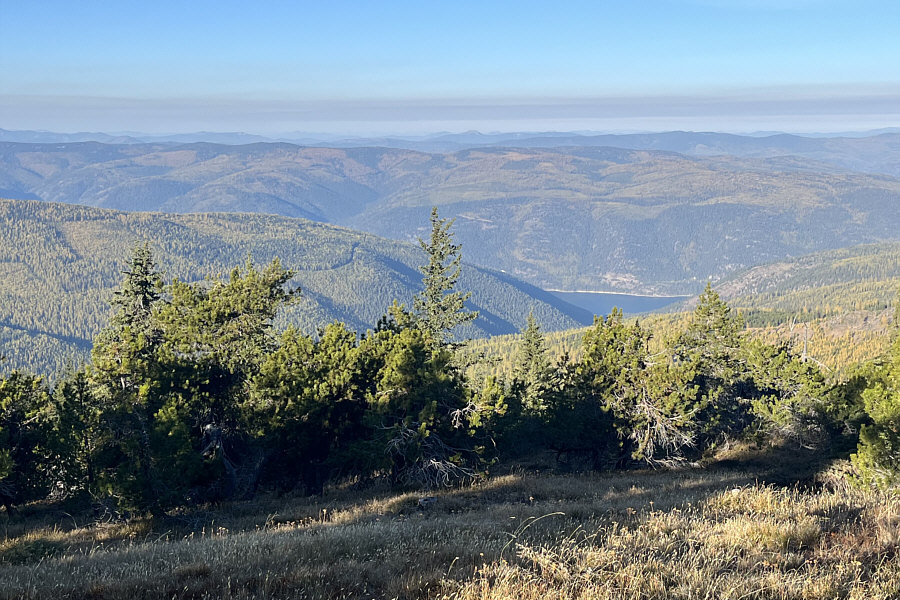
[467,308,892,380]
[1,449,897,599]
[0,199,590,377]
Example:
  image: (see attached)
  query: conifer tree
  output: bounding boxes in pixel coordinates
[152,258,299,502]
[852,290,900,488]
[745,339,829,448]
[413,207,478,344]
[361,303,482,488]
[53,366,100,495]
[673,283,751,447]
[109,242,162,334]
[512,309,552,413]
[250,322,369,494]
[90,243,167,514]
[91,248,300,511]
[0,372,54,511]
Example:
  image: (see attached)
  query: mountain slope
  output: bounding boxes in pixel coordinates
[467,242,900,377]
[715,242,900,318]
[3,141,900,294]
[0,199,591,376]
[348,147,900,293]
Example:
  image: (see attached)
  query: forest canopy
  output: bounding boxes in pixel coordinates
[2,211,900,517]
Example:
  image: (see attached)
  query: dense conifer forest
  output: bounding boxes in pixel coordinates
[3,208,899,520]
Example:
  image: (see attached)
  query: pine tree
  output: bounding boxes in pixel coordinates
[362,316,481,488]
[673,283,751,447]
[0,372,54,511]
[151,258,299,502]
[53,366,100,496]
[679,282,744,369]
[745,339,829,448]
[91,249,300,511]
[413,207,478,344]
[571,309,701,465]
[250,322,369,494]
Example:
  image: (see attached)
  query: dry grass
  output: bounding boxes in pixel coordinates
[449,483,900,600]
[0,454,897,599]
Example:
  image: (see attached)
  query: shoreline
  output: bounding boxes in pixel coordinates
[546,289,692,299]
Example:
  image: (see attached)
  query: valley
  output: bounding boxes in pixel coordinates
[2,129,900,378]
[3,137,900,294]
[0,198,591,376]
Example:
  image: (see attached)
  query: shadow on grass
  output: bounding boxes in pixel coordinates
[1,440,833,558]
[708,438,853,488]
[0,441,860,599]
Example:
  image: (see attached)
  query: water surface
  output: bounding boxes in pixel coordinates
[549,290,688,317]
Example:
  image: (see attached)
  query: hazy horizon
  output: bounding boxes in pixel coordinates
[2,120,899,142]
[3,1,899,135]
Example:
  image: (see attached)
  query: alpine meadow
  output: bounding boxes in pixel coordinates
[3,1,900,599]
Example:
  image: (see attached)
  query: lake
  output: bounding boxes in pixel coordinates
[548,290,689,318]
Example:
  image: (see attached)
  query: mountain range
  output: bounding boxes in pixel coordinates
[4,128,900,176]
[2,138,900,293]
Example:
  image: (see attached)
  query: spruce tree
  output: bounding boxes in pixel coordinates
[512,309,552,413]
[90,243,167,514]
[109,242,162,334]
[413,207,478,344]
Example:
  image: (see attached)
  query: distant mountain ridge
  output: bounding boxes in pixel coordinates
[3,127,899,175]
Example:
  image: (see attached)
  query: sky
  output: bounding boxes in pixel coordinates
[2,0,899,136]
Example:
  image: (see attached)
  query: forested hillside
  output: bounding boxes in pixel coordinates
[3,141,900,293]
[715,242,900,316]
[0,199,589,376]
[473,131,900,178]
[714,243,900,367]
[468,308,892,380]
[468,241,900,378]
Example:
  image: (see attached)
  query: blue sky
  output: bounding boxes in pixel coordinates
[2,0,898,134]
